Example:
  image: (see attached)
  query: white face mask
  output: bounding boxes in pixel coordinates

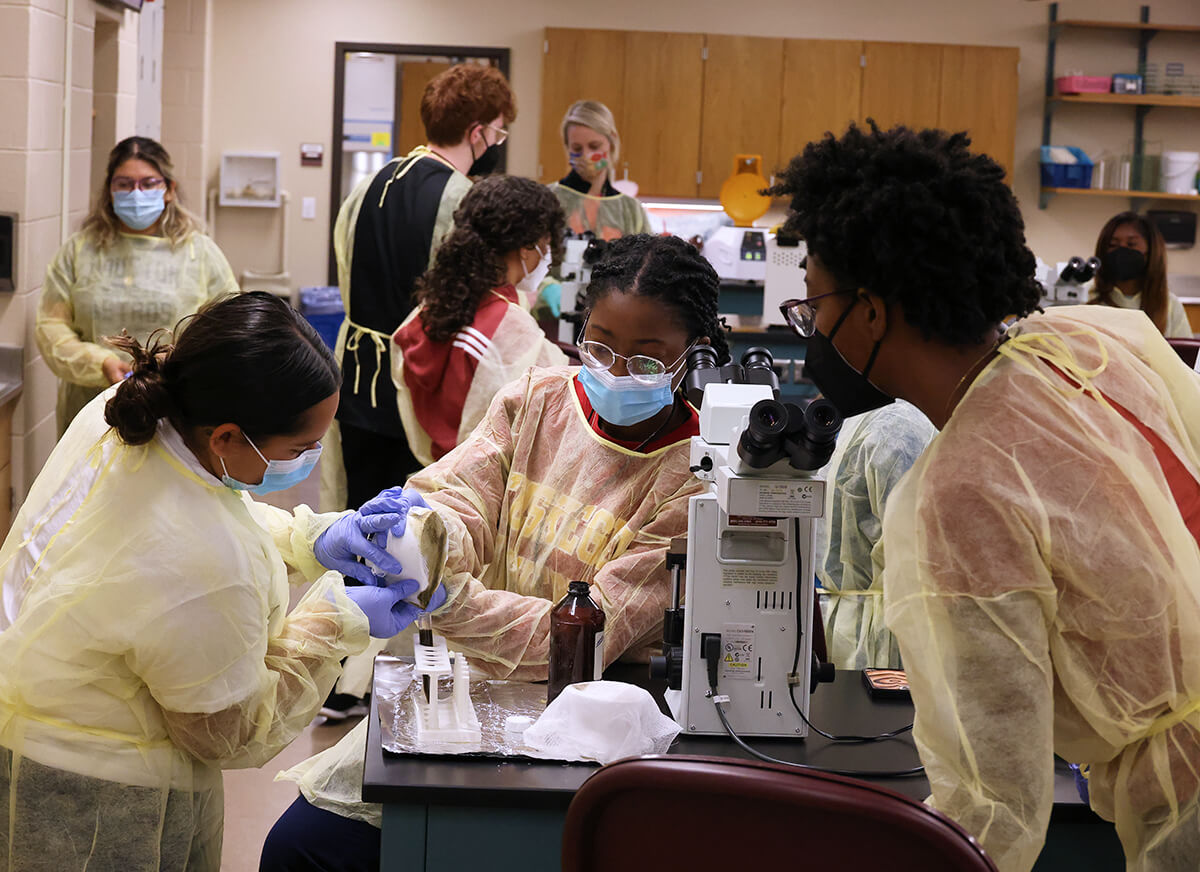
[516,245,552,299]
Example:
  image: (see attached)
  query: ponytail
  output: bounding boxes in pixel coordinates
[104,330,177,445]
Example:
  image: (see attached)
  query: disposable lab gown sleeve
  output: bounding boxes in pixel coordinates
[1165,294,1192,338]
[884,468,1058,872]
[819,401,935,668]
[243,498,346,585]
[36,235,112,387]
[160,573,369,769]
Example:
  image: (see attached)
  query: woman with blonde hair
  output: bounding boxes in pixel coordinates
[549,100,650,242]
[36,136,239,433]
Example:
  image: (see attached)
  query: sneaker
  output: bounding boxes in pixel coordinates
[317,692,369,723]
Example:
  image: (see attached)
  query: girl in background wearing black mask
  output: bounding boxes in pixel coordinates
[1089,211,1193,338]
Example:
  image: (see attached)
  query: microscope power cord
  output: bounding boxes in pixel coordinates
[710,694,924,779]
[791,518,914,744]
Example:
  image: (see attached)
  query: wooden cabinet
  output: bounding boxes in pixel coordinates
[939,45,1020,178]
[538,29,629,184]
[539,28,1020,198]
[861,42,944,130]
[621,31,705,197]
[698,36,784,198]
[779,39,863,169]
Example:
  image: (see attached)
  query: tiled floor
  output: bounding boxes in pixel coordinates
[220,716,358,872]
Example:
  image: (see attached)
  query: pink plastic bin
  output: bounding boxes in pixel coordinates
[1056,75,1113,95]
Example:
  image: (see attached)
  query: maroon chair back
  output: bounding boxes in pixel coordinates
[562,755,998,872]
[1167,338,1199,368]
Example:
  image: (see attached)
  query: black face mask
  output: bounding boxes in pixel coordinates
[1101,246,1147,283]
[802,298,894,419]
[467,130,502,176]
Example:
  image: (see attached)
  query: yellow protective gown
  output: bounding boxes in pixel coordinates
[1084,281,1194,339]
[883,305,1200,872]
[36,230,239,435]
[549,182,651,242]
[816,400,934,669]
[281,365,705,825]
[0,391,370,871]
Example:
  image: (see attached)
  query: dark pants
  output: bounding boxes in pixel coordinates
[339,421,423,510]
[259,796,380,872]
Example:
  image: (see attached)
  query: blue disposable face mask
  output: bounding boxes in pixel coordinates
[579,364,676,427]
[220,435,322,496]
[112,188,166,231]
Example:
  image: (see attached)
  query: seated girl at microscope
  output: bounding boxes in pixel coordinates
[1088,211,1193,338]
[260,233,731,872]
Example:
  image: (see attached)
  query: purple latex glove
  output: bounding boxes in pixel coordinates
[314,510,405,585]
[345,579,424,638]
[355,487,430,539]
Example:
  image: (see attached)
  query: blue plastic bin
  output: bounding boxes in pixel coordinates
[1040,146,1094,189]
[299,286,344,351]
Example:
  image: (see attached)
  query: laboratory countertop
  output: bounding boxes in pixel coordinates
[363,665,1089,817]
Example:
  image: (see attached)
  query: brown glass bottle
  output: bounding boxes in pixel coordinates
[547,581,606,704]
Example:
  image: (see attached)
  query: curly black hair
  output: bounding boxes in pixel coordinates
[416,175,565,343]
[767,122,1042,346]
[582,234,731,364]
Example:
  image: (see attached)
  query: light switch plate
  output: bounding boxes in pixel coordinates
[301,197,316,220]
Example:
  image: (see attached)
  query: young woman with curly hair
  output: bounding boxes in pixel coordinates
[771,122,1200,872]
[391,174,569,464]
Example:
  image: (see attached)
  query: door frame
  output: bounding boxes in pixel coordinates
[328,42,511,286]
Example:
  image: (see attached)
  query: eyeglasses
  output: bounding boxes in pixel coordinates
[578,340,694,383]
[111,176,166,193]
[485,123,509,146]
[779,290,856,337]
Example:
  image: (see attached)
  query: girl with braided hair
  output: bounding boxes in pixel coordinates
[264,233,731,870]
[392,175,568,464]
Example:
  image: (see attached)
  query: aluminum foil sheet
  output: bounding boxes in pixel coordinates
[375,655,593,763]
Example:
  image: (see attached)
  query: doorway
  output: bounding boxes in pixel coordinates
[327,43,510,286]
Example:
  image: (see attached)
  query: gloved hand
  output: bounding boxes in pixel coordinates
[540,282,563,318]
[360,487,428,539]
[345,579,423,638]
[314,509,406,585]
[424,583,449,615]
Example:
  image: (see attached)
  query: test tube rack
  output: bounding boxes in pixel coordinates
[410,635,482,745]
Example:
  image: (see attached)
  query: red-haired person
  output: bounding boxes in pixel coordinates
[331,63,517,511]
[1088,211,1193,338]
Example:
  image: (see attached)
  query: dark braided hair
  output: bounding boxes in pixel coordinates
[582,234,731,363]
[767,122,1042,347]
[416,175,565,343]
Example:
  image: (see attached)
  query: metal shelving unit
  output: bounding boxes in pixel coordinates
[1040,3,1200,209]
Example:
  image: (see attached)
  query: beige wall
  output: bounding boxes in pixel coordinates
[0,0,105,503]
[205,0,1200,291]
[161,0,211,213]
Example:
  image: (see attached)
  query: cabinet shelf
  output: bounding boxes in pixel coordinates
[1052,93,1200,109]
[1042,187,1200,202]
[1057,18,1200,35]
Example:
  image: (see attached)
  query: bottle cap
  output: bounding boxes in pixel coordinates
[568,580,590,595]
[504,715,533,735]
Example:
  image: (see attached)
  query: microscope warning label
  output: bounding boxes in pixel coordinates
[722,566,778,587]
[756,482,820,517]
[721,623,755,680]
